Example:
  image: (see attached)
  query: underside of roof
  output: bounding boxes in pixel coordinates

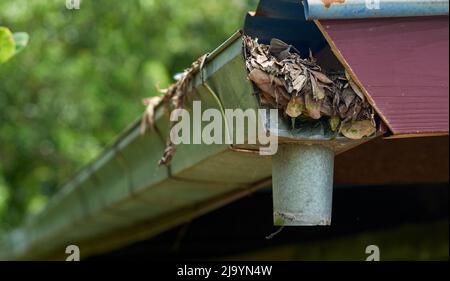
[0,0,448,260]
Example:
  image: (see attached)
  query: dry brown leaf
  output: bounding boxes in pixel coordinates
[292,73,307,92]
[338,104,349,119]
[351,102,362,121]
[329,116,341,132]
[159,141,177,166]
[305,93,322,119]
[260,60,274,68]
[248,69,273,93]
[290,69,302,80]
[249,69,290,105]
[285,96,305,118]
[272,76,286,88]
[260,91,278,107]
[320,97,333,116]
[341,87,356,107]
[140,96,163,134]
[269,38,297,61]
[345,69,365,101]
[256,55,268,64]
[272,87,289,106]
[310,70,333,84]
[310,73,325,100]
[340,120,376,139]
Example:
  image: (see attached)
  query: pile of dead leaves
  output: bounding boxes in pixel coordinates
[141,36,378,166]
[244,36,376,139]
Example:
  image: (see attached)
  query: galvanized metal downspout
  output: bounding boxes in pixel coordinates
[272,144,334,226]
[303,0,449,20]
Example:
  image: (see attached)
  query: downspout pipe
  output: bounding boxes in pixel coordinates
[303,0,449,20]
[272,144,334,226]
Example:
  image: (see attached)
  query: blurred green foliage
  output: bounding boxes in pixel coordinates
[0,27,28,63]
[0,0,257,231]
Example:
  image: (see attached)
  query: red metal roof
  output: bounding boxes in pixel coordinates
[316,16,449,136]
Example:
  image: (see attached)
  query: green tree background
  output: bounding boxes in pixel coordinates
[0,0,257,231]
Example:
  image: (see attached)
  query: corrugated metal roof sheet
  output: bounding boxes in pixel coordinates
[317,16,449,135]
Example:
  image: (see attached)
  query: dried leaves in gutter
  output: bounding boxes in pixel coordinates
[141,36,377,167]
[244,36,376,139]
[141,54,208,166]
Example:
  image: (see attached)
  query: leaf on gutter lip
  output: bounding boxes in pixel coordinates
[305,92,322,120]
[329,116,341,132]
[286,96,305,118]
[340,120,376,140]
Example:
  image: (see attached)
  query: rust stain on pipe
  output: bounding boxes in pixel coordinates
[322,0,346,8]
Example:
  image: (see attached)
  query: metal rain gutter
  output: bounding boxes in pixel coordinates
[0,31,274,260]
[302,0,449,20]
